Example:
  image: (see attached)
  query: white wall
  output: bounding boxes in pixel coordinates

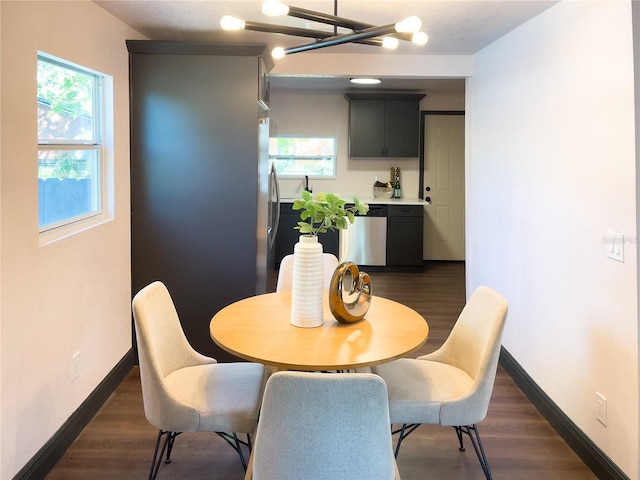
[0,2,4,473]
[635,0,640,474]
[467,1,637,477]
[269,89,464,200]
[0,2,144,477]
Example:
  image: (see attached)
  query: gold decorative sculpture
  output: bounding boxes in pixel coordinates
[329,262,372,324]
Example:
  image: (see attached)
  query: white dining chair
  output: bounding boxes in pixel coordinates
[244,371,401,480]
[132,281,265,479]
[373,285,508,480]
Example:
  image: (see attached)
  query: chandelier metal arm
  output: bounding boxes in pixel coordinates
[242,20,382,46]
[283,23,397,55]
[243,20,336,38]
[285,5,373,31]
[285,5,413,43]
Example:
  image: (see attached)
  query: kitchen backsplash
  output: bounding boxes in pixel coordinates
[277,162,420,200]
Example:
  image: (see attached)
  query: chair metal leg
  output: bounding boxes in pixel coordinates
[216,432,252,471]
[164,430,180,464]
[453,425,465,451]
[149,430,181,480]
[148,430,250,478]
[454,425,492,480]
[392,423,492,480]
[391,423,421,458]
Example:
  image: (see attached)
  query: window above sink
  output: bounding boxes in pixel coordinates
[269,135,336,178]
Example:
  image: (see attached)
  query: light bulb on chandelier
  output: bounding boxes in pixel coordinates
[382,37,399,49]
[220,15,245,31]
[412,31,429,46]
[262,0,290,16]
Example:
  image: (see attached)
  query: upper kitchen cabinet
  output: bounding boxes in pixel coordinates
[345,93,424,158]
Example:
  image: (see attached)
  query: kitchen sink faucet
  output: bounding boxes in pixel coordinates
[304,175,312,193]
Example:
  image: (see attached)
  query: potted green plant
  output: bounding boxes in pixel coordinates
[288,191,369,328]
[292,191,369,236]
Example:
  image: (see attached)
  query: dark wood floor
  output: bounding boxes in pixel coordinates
[46,262,597,479]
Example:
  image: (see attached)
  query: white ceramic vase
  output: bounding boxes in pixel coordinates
[290,235,324,327]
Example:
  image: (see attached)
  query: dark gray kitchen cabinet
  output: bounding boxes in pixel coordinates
[346,93,424,158]
[387,205,424,267]
[275,203,339,268]
[127,41,272,362]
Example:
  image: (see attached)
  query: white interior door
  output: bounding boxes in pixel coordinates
[423,114,465,260]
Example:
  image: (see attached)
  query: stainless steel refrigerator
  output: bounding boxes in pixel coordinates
[128,41,277,361]
[260,119,281,292]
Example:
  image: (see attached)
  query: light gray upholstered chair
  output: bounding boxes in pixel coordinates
[373,285,508,480]
[132,281,265,480]
[244,371,401,480]
[276,253,340,292]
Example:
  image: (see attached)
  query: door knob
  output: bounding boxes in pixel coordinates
[425,186,431,192]
[425,196,431,202]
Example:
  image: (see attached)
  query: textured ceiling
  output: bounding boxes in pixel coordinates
[95,0,557,91]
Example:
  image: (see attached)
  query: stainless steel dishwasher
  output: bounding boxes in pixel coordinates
[339,204,387,266]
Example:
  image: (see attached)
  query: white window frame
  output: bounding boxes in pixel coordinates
[269,135,337,179]
[37,52,111,244]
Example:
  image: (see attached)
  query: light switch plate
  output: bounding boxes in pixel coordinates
[596,392,607,426]
[72,351,80,381]
[605,230,624,262]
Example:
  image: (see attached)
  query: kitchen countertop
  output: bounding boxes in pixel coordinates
[353,197,425,206]
[280,197,425,206]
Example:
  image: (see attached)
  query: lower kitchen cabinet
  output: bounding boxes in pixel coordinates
[387,205,424,267]
[276,202,423,271]
[275,203,339,268]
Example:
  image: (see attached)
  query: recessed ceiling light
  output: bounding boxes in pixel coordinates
[350,78,382,85]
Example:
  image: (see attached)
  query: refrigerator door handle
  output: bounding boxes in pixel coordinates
[268,163,281,249]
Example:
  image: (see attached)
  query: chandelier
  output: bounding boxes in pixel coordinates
[220,0,428,60]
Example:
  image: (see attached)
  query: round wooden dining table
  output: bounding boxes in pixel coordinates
[210,291,429,371]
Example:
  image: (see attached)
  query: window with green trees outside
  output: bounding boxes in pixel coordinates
[269,136,336,178]
[37,54,104,232]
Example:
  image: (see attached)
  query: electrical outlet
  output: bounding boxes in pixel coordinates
[596,392,607,426]
[72,352,80,381]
